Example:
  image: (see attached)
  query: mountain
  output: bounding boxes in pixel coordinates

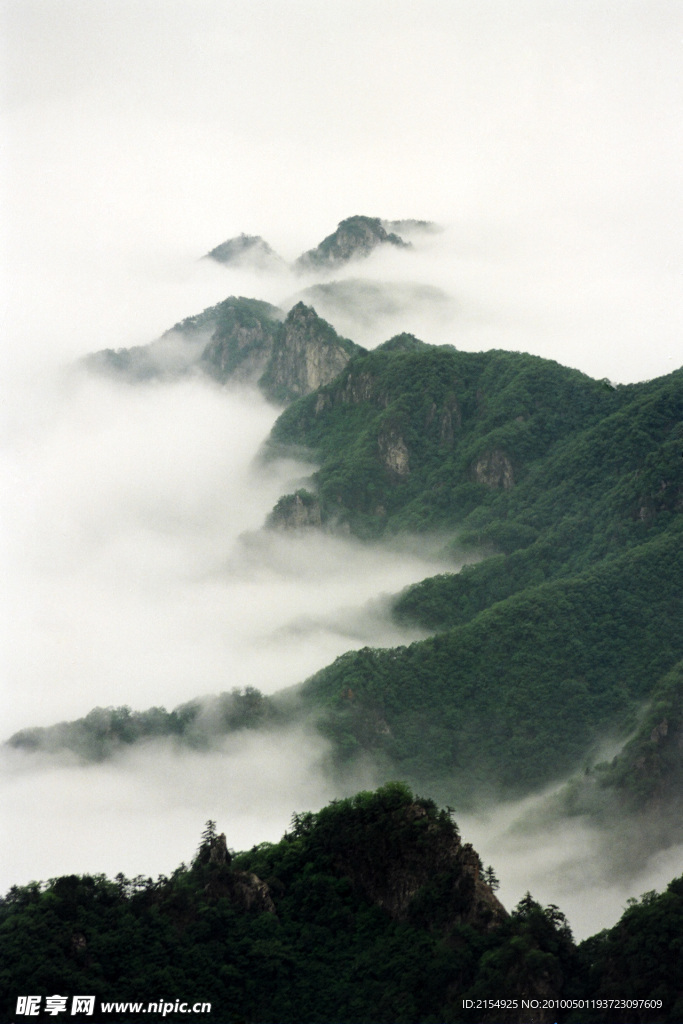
[2,784,680,1023]
[294,214,410,272]
[261,342,682,811]
[201,215,431,277]
[258,301,362,403]
[86,213,431,384]
[84,295,284,383]
[30,325,683,830]
[204,233,285,270]
[85,296,363,403]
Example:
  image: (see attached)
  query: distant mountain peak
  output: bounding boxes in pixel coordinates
[294,215,410,272]
[204,233,285,270]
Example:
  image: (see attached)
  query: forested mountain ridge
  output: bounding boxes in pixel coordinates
[15,318,683,828]
[263,345,682,810]
[267,344,681,544]
[85,295,363,402]
[1,785,680,1023]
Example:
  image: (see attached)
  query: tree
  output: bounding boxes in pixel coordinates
[481,865,500,892]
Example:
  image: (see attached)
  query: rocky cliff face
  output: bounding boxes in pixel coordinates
[84,296,361,404]
[473,449,515,489]
[295,215,409,272]
[267,490,323,530]
[313,791,507,933]
[378,426,410,477]
[259,302,362,403]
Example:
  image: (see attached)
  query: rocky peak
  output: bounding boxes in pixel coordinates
[259,302,361,403]
[267,490,322,530]
[208,832,230,866]
[312,788,508,932]
[295,215,410,272]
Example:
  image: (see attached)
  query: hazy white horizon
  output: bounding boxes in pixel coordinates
[2,0,681,383]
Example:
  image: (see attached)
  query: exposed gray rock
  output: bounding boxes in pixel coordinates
[259,302,361,403]
[209,833,230,866]
[379,428,410,477]
[267,491,322,530]
[473,449,514,490]
[295,215,409,272]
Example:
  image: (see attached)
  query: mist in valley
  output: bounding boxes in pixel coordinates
[0,362,455,894]
[2,0,682,943]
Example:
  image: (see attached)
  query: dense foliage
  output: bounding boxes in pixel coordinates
[264,346,683,807]
[29,339,683,819]
[573,878,683,1023]
[7,687,283,761]
[2,785,680,1023]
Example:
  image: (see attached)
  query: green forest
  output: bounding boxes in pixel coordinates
[6,293,683,1023]
[263,341,683,815]
[22,334,683,830]
[2,785,681,1023]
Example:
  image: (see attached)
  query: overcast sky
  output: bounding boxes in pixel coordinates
[0,0,681,934]
[1,0,681,380]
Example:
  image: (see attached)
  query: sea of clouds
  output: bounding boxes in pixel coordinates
[2,0,681,937]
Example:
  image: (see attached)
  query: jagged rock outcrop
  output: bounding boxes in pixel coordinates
[294,215,410,272]
[209,832,230,866]
[378,427,410,476]
[204,234,285,271]
[85,296,284,385]
[314,791,507,932]
[473,449,514,489]
[267,490,323,530]
[259,302,361,403]
[198,297,284,383]
[198,832,275,914]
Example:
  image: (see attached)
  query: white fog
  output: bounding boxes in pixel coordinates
[1,0,681,941]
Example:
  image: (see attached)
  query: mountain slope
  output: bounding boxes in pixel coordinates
[204,233,285,270]
[39,332,683,817]
[301,527,683,798]
[294,214,410,272]
[85,296,363,403]
[2,784,680,1023]
[262,345,682,805]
